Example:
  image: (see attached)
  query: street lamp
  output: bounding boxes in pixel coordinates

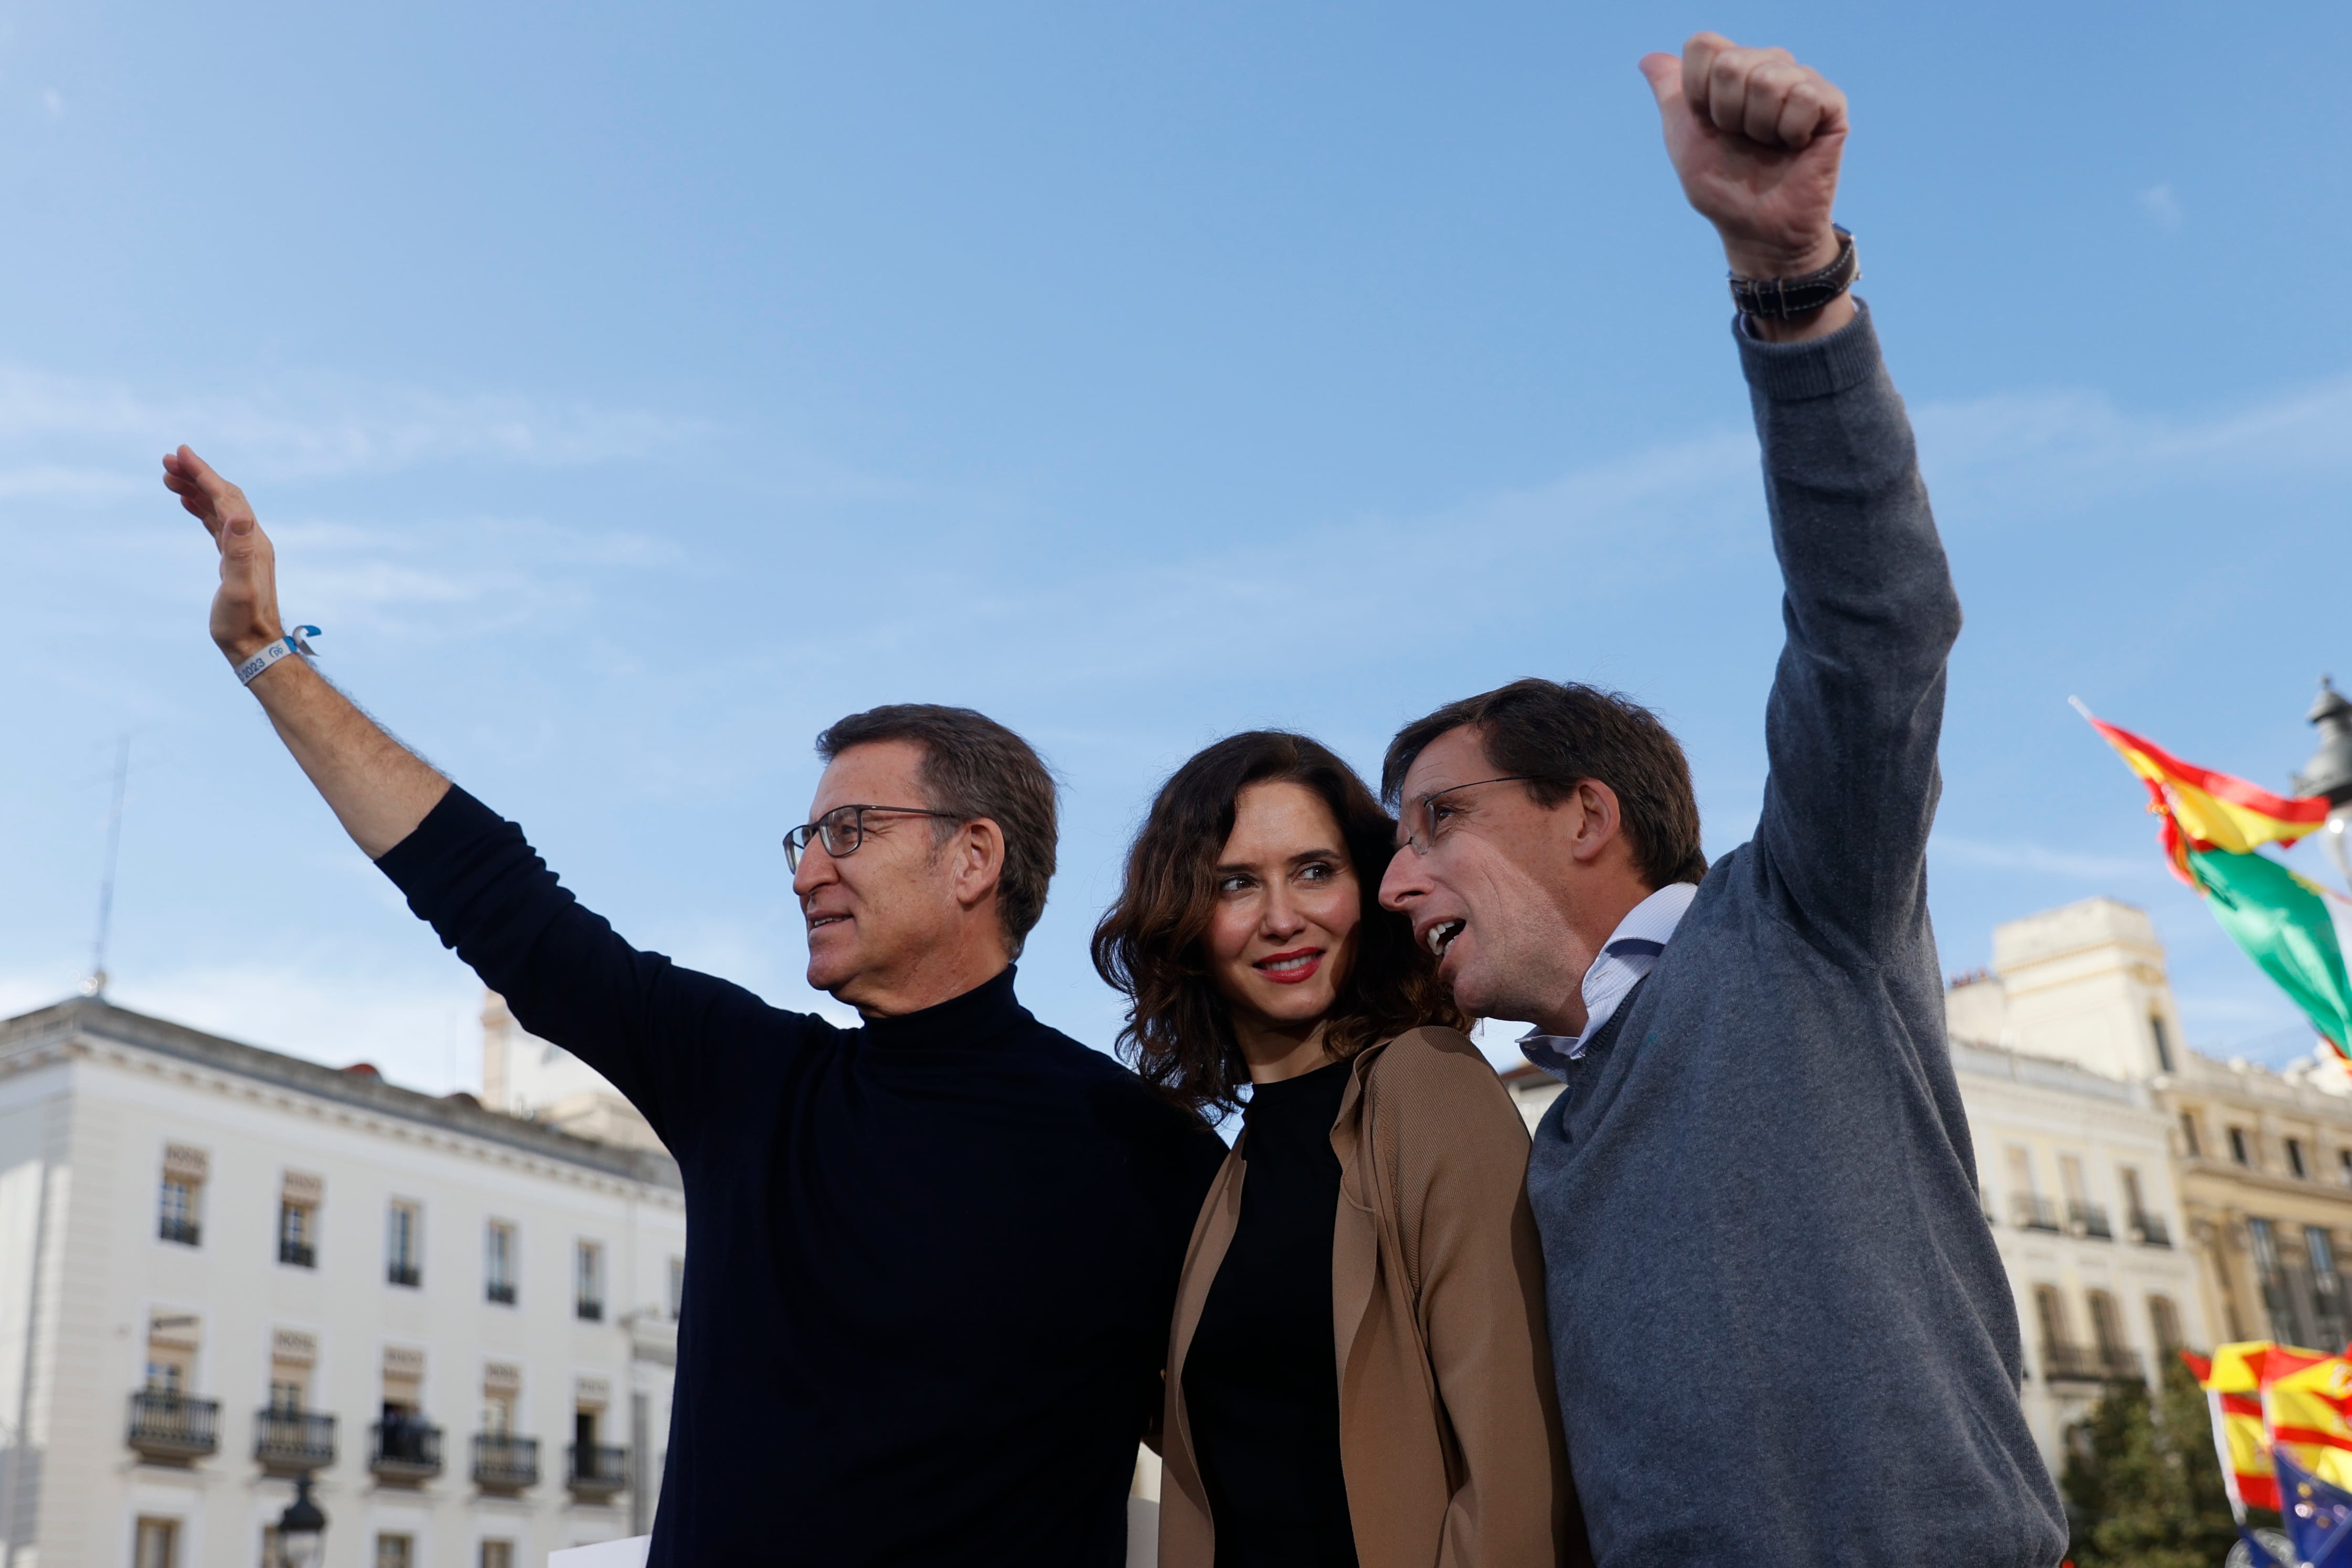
[2294,676,2352,892]
[275,1474,326,1568]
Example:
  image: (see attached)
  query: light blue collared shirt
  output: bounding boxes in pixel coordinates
[1517,881,1697,1082]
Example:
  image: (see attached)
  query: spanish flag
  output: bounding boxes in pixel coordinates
[2264,1353,2352,1491]
[2083,707,2352,1058]
[2199,1342,2290,1514]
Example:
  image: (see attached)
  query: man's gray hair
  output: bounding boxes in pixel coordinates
[814,704,1060,958]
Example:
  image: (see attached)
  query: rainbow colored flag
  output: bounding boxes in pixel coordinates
[2083,708,2352,1059]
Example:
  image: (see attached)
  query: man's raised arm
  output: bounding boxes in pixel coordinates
[165,445,451,858]
[1643,37,1957,957]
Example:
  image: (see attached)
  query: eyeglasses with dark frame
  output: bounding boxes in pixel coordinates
[782,804,965,870]
[1398,775,1537,856]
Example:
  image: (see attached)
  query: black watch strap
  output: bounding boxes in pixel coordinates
[1728,226,1858,320]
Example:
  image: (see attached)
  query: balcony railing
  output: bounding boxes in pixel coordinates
[486,1281,517,1306]
[254,1407,337,1474]
[2012,1195,2062,1233]
[387,1261,421,1288]
[567,1442,630,1501]
[158,1217,201,1246]
[370,1417,445,1484]
[2069,1202,2115,1241]
[279,1239,315,1267]
[2128,1209,2174,1247]
[472,1432,540,1492]
[576,1297,604,1323]
[2099,1345,2146,1381]
[2041,1342,2105,1382]
[127,1390,219,1462]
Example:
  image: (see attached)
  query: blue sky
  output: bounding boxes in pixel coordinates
[5,1,2349,1092]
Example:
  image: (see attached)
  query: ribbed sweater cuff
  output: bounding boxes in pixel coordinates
[1732,297,1882,402]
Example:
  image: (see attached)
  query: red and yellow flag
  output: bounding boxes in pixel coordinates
[2082,711,2329,879]
[2265,1353,2352,1490]
[2200,1342,2301,1513]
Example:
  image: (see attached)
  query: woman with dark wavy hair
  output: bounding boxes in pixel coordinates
[1094,731,1585,1568]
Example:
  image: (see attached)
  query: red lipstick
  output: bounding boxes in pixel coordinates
[1254,948,1324,985]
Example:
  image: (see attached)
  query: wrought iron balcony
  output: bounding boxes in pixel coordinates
[387,1261,421,1288]
[2011,1194,2062,1233]
[370,1417,445,1484]
[279,1239,315,1267]
[158,1217,201,1246]
[567,1442,630,1501]
[2068,1202,2114,1241]
[472,1432,540,1492]
[2129,1209,2173,1247]
[486,1281,517,1306]
[2041,1342,2105,1382]
[127,1390,219,1462]
[254,1407,337,1474]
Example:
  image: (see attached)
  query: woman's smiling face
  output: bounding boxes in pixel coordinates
[1205,780,1363,1050]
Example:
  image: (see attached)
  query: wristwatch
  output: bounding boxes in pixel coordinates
[1729,226,1858,321]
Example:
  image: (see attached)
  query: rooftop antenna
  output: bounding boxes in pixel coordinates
[83,734,129,998]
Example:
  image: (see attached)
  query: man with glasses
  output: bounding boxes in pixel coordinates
[165,450,1226,1566]
[1377,34,2064,1568]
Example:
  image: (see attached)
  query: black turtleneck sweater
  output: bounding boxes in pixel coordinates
[375,787,1227,1567]
[1180,1058,1359,1568]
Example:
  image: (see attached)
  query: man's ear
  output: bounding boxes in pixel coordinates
[950,818,1008,911]
[1567,780,1626,867]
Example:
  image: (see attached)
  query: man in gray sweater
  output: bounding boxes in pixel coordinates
[1378,33,2068,1567]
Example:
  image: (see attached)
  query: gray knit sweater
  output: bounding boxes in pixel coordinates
[1527,305,2068,1567]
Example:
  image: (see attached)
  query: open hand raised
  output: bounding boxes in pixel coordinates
[1639,34,1847,286]
[164,445,286,666]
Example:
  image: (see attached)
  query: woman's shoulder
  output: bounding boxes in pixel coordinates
[1361,1025,1521,1116]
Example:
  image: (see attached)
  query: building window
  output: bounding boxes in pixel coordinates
[2087,1289,2135,1377]
[135,1517,178,1568]
[2290,1138,2311,1180]
[2230,1127,2253,1167]
[2060,1153,2111,1239]
[279,1200,316,1268]
[486,1221,518,1306]
[2033,1284,2087,1380]
[2312,1228,2349,1349]
[667,1255,685,1319]
[158,1171,203,1247]
[481,1543,515,1568]
[375,1533,413,1568]
[2249,1218,2303,1344]
[387,1200,422,1288]
[2150,1012,2175,1073]
[2342,1148,2352,1189]
[2119,1167,2170,1246]
[2180,1113,2201,1157]
[2150,1294,2184,1353]
[576,1240,605,1322]
[2007,1146,2057,1231]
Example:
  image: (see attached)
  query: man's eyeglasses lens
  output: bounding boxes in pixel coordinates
[782,805,960,870]
[1402,775,1536,855]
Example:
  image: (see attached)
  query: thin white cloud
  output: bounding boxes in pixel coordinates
[2141,183,2184,231]
[0,365,703,483]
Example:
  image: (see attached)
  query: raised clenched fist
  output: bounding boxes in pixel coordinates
[1640,34,1848,302]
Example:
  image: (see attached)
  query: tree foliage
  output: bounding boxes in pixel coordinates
[2062,1359,2244,1568]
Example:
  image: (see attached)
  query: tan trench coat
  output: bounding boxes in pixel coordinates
[1157,1026,1590,1568]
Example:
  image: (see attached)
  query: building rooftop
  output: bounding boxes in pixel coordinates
[0,995,680,1191]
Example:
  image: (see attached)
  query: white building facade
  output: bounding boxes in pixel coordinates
[0,997,684,1568]
[1947,1037,2207,1469]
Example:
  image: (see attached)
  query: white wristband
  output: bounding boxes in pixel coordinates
[235,626,321,686]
